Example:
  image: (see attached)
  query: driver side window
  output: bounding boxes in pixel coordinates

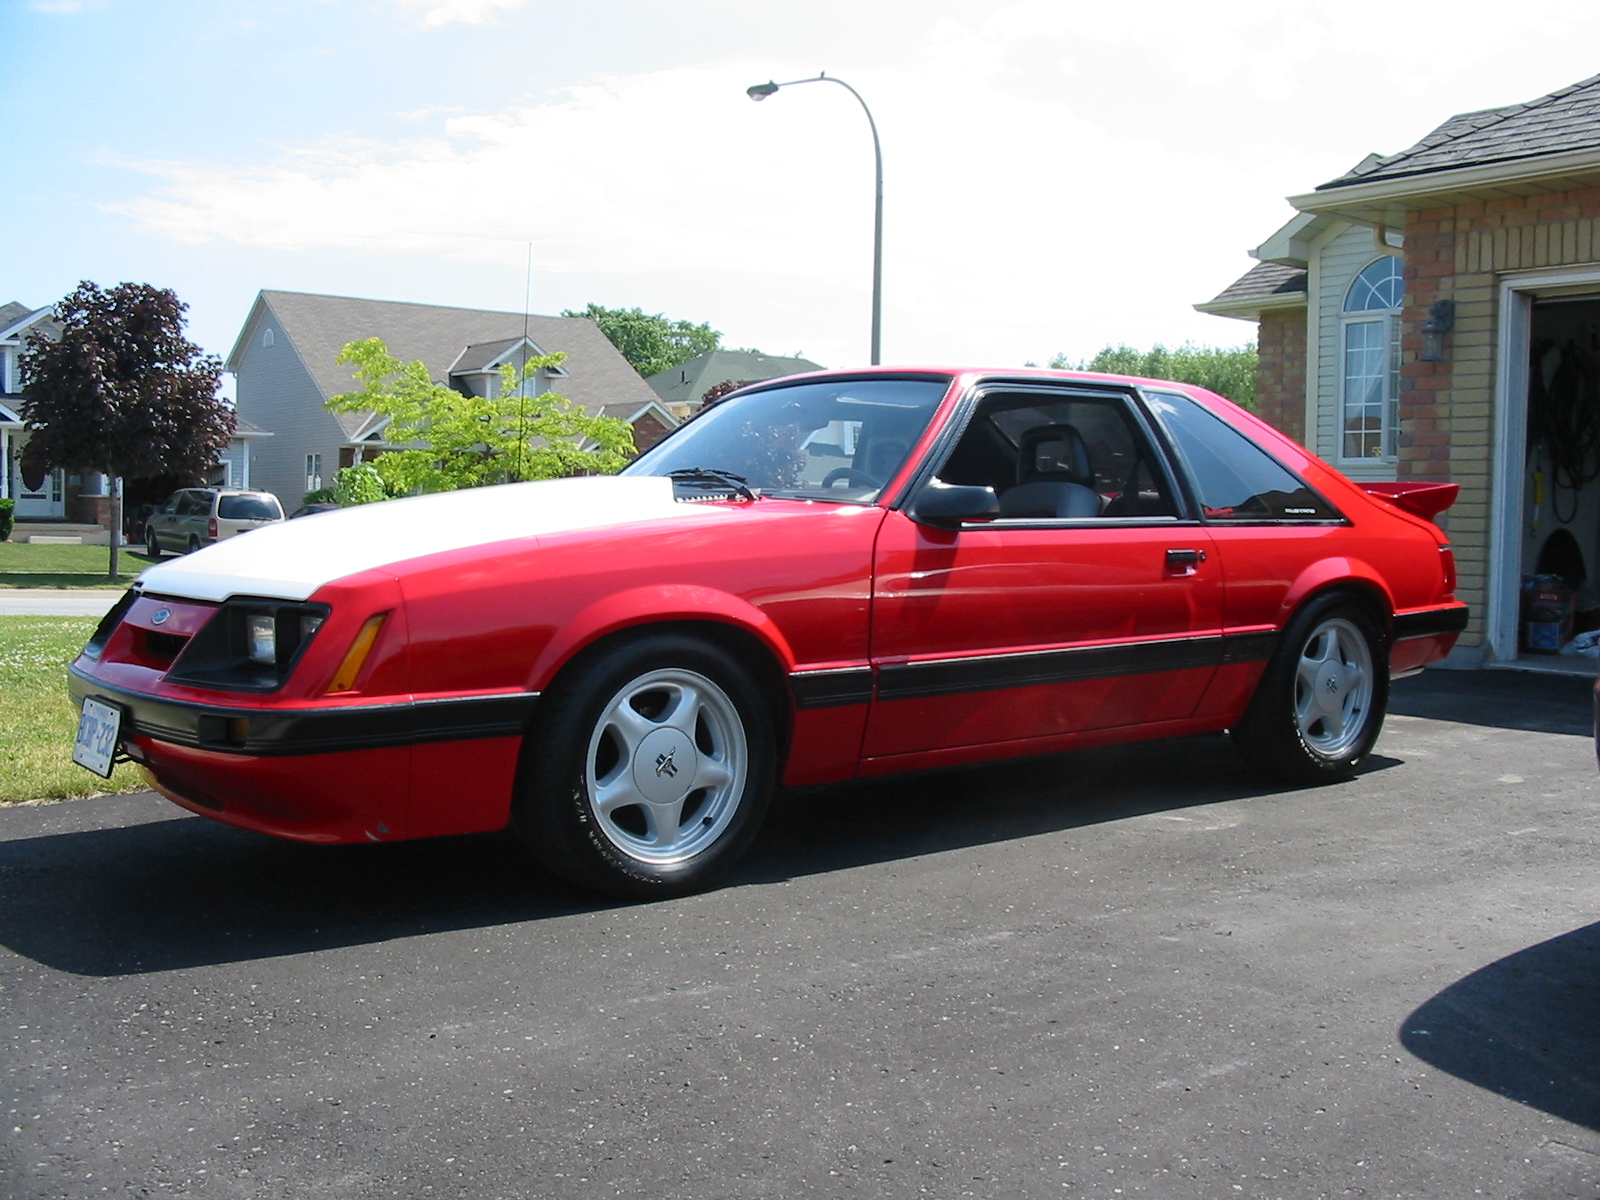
[936,392,1177,520]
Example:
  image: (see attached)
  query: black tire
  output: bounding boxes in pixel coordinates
[187,535,201,554]
[514,633,775,900]
[146,529,161,559]
[1231,593,1388,784]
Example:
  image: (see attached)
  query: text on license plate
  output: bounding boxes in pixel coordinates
[72,697,123,779]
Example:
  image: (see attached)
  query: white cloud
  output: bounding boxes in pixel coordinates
[107,1,1600,366]
[28,0,94,12]
[386,0,531,27]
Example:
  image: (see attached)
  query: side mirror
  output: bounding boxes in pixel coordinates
[909,481,1000,528]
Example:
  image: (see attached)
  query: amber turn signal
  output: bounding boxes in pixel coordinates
[327,614,387,693]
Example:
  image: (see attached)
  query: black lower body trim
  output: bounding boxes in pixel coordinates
[790,667,874,709]
[1394,605,1470,641]
[877,633,1250,703]
[70,665,539,756]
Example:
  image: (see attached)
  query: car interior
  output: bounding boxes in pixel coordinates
[933,391,1178,519]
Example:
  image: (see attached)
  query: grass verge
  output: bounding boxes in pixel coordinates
[0,542,153,588]
[0,616,145,803]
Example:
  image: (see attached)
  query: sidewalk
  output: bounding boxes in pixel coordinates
[0,589,125,617]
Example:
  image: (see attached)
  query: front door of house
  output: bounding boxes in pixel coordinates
[13,459,65,518]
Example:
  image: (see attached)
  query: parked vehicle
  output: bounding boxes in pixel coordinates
[144,488,284,557]
[70,369,1466,899]
[289,503,342,520]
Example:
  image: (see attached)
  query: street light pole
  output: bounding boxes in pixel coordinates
[748,73,883,366]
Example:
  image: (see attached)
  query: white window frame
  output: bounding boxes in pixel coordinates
[305,453,323,493]
[1337,256,1404,467]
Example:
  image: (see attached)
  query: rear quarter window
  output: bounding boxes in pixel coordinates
[217,495,282,520]
[1144,390,1342,523]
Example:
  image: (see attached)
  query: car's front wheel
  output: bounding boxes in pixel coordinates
[1231,594,1388,784]
[515,634,774,899]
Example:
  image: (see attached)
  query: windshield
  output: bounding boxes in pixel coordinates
[625,377,951,502]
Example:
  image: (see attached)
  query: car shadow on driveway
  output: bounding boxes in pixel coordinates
[0,734,1318,977]
[1401,921,1600,1131]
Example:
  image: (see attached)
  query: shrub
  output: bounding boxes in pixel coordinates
[0,498,13,542]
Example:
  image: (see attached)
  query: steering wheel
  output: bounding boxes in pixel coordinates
[821,467,883,490]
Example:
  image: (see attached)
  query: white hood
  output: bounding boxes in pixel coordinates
[140,475,716,602]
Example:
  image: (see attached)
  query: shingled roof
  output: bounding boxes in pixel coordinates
[230,291,660,441]
[647,350,824,410]
[1319,72,1600,190]
[1195,261,1308,319]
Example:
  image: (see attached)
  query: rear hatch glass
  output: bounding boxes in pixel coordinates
[217,495,282,520]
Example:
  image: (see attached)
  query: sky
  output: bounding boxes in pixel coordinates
[8,0,1600,393]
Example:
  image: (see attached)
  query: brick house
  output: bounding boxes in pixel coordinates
[1200,73,1600,668]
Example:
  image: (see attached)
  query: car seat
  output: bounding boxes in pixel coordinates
[998,423,1102,518]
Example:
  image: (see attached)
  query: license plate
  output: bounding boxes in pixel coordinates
[72,697,124,779]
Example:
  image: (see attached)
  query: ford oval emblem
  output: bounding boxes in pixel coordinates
[151,608,171,626]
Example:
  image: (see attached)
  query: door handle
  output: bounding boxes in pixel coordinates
[1165,548,1206,570]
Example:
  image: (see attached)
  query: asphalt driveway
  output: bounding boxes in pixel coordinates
[2,668,1598,1199]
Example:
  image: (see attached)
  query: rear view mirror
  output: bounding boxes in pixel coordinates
[909,481,1000,528]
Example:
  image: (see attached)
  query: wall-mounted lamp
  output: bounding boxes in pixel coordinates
[1420,299,1455,362]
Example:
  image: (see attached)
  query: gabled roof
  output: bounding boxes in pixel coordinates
[229,290,658,440]
[1195,261,1308,321]
[450,336,539,374]
[646,350,824,408]
[0,400,22,425]
[1318,73,1600,191]
[0,303,54,343]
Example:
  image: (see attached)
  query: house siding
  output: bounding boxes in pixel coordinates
[233,305,348,509]
[1394,183,1600,651]
[1256,309,1307,444]
[1314,225,1402,479]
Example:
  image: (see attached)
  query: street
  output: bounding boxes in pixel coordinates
[2,668,1598,1199]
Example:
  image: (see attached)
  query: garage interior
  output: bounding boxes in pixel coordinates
[1519,294,1600,672]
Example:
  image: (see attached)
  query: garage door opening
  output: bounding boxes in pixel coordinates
[1517,294,1600,672]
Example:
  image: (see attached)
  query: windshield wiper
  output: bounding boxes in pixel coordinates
[665,467,758,501]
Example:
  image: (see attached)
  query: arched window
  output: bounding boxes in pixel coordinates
[1340,257,1404,462]
[262,328,275,348]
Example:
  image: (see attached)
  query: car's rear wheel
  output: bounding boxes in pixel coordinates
[1231,594,1388,784]
[145,528,161,558]
[187,535,201,554]
[515,634,774,899]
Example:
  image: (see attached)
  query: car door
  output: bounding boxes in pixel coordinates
[863,384,1223,762]
[1139,389,1354,721]
[150,495,181,551]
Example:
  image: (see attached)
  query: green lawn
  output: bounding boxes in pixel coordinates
[0,616,146,802]
[0,541,153,588]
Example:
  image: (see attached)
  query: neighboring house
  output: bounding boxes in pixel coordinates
[2,298,261,535]
[1198,72,1600,668]
[228,290,678,507]
[1,301,73,522]
[647,350,824,419]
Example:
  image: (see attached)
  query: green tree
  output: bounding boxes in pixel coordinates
[1049,343,1259,408]
[326,338,635,499]
[20,281,230,578]
[330,461,387,506]
[563,303,723,378]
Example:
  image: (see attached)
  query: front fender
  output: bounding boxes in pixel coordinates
[527,584,798,692]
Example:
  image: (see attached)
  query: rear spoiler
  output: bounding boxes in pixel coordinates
[1358,481,1460,522]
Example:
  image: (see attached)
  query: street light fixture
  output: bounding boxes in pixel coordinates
[746,72,883,365]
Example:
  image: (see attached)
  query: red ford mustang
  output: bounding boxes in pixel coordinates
[69,369,1466,898]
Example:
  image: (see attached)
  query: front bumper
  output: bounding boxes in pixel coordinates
[69,666,538,842]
